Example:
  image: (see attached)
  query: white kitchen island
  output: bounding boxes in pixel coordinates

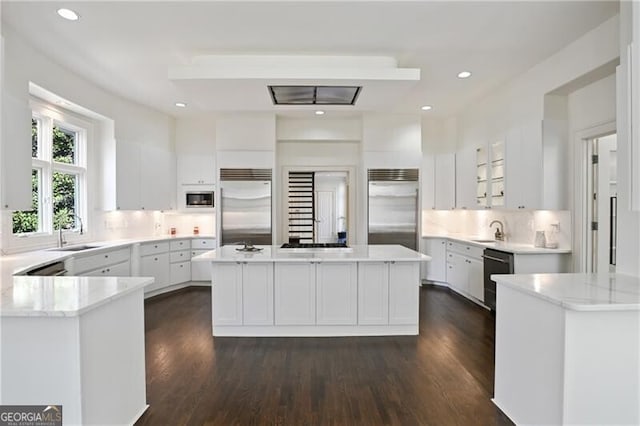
[492,273,640,426]
[193,244,430,337]
[0,275,153,426]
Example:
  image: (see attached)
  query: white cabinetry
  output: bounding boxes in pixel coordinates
[177,154,215,185]
[388,262,420,324]
[316,263,357,325]
[211,261,273,326]
[1,94,32,210]
[422,154,436,210]
[140,242,170,293]
[455,146,477,209]
[358,262,389,325]
[505,121,542,210]
[211,262,243,325]
[71,247,132,277]
[358,261,420,325]
[434,153,456,210]
[113,142,175,211]
[422,238,447,283]
[275,262,316,325]
[242,263,274,325]
[191,238,216,281]
[274,262,358,326]
[169,239,191,285]
[446,241,484,302]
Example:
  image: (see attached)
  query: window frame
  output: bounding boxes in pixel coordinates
[12,99,89,237]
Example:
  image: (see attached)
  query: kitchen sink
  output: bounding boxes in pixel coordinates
[471,239,496,243]
[48,244,102,252]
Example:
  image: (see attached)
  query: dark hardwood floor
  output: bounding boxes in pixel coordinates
[136,285,513,426]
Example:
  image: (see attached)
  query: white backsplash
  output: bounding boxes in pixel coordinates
[96,211,216,240]
[422,209,572,249]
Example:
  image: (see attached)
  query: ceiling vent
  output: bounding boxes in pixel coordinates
[268,85,361,106]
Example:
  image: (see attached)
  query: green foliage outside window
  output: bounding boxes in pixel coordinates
[12,121,79,234]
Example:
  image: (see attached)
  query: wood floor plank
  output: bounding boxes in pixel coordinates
[136,285,514,426]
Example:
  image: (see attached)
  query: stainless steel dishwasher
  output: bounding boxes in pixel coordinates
[482,248,513,311]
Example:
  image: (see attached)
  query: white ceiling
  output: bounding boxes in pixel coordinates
[1,1,618,119]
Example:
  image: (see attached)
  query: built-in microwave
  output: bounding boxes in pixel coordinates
[185,190,214,208]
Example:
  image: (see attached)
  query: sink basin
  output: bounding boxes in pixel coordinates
[471,239,496,243]
[49,244,101,252]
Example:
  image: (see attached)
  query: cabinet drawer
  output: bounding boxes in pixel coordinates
[448,241,484,259]
[170,249,190,263]
[73,247,131,275]
[140,241,170,256]
[170,239,191,251]
[83,260,131,277]
[170,261,191,285]
[192,238,215,249]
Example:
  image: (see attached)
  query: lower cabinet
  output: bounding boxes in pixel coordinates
[82,260,131,277]
[422,238,447,282]
[140,241,170,294]
[191,250,211,281]
[358,261,420,325]
[274,262,316,325]
[446,242,484,303]
[212,262,274,326]
[316,262,357,325]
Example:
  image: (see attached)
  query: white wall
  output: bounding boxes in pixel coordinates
[444,15,625,273]
[0,26,175,253]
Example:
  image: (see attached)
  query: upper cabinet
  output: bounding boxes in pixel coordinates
[470,141,505,209]
[1,94,32,210]
[177,154,215,185]
[109,141,175,211]
[434,153,456,210]
[505,120,542,210]
[455,146,476,209]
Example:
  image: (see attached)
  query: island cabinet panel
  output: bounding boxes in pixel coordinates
[316,263,357,325]
[242,263,274,325]
[275,263,316,325]
[212,263,243,326]
[357,262,390,325]
[388,262,420,325]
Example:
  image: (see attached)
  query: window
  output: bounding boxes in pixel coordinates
[12,102,87,235]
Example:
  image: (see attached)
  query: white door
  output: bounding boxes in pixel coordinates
[388,262,420,325]
[315,190,335,243]
[211,263,243,326]
[357,262,389,325]
[316,263,357,325]
[242,263,274,325]
[274,263,316,325]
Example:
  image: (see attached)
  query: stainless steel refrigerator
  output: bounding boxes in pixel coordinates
[367,169,419,250]
[220,168,272,245]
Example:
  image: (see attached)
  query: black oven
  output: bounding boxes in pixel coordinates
[482,248,514,311]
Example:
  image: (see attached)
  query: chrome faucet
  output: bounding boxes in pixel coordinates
[489,220,505,241]
[57,215,84,248]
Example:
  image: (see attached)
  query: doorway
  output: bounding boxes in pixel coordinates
[586,133,617,273]
[284,170,349,244]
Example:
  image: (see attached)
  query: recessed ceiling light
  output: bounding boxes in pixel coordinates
[175,102,187,108]
[315,110,325,115]
[57,8,79,21]
[457,71,472,79]
[421,105,432,111]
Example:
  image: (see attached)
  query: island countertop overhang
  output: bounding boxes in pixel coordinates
[192,244,431,263]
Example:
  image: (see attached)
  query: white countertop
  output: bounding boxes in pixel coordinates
[492,273,640,311]
[193,244,430,263]
[0,275,154,317]
[0,234,216,286]
[422,234,572,254]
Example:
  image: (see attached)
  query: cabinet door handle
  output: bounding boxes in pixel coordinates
[180,265,183,268]
[105,254,109,258]
[481,254,509,264]
[154,257,158,261]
